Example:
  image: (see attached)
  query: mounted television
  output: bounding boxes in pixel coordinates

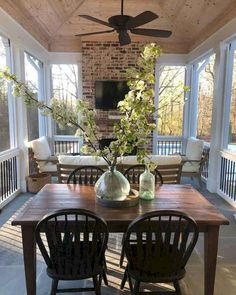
[95,80,129,110]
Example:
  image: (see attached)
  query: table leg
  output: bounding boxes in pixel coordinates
[22,226,36,295]
[204,225,219,295]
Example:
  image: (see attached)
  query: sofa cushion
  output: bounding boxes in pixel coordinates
[30,136,51,160]
[182,138,204,173]
[185,137,204,161]
[59,155,107,166]
[117,155,182,165]
[59,154,182,166]
[182,162,200,173]
[38,162,57,172]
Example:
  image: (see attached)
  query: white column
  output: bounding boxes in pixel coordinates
[45,62,53,139]
[207,43,228,192]
[152,61,160,154]
[182,65,192,151]
[11,43,28,191]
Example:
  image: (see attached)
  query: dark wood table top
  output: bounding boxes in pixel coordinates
[12,184,229,230]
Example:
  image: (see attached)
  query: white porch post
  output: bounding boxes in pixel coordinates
[153,61,160,154]
[182,65,192,151]
[12,43,28,192]
[207,43,227,192]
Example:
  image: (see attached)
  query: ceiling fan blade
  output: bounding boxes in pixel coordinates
[75,29,115,37]
[79,15,113,28]
[131,28,172,38]
[118,31,131,46]
[126,11,158,29]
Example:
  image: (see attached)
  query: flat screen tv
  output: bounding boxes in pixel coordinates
[95,80,129,110]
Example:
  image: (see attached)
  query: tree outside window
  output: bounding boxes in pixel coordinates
[157,66,186,136]
[197,54,215,142]
[24,52,43,141]
[51,64,79,136]
[0,36,10,152]
[228,52,236,150]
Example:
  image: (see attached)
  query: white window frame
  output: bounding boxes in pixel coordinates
[222,40,236,150]
[188,50,215,139]
[24,51,45,139]
[0,34,16,152]
[49,63,82,139]
[153,62,188,154]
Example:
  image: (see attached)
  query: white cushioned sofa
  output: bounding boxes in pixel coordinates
[58,154,182,167]
[58,154,183,184]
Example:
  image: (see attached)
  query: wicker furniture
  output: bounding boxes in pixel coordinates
[120,210,199,294]
[12,184,229,295]
[26,173,51,193]
[35,208,108,295]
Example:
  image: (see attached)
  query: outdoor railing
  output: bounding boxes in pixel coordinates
[0,148,20,208]
[53,137,82,155]
[218,150,236,207]
[155,137,184,155]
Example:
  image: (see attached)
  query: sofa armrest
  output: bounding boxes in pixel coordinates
[36,156,58,164]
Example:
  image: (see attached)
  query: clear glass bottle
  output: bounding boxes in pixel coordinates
[139,166,155,200]
[95,165,130,201]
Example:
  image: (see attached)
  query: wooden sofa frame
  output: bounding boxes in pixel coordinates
[57,163,183,184]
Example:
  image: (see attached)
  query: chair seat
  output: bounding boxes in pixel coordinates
[46,241,104,280]
[39,162,57,172]
[127,243,186,283]
[128,266,186,283]
[47,264,104,281]
[182,162,200,172]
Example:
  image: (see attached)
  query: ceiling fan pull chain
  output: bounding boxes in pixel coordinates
[121,0,124,15]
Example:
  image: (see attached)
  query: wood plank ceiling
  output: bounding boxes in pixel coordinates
[1,0,236,53]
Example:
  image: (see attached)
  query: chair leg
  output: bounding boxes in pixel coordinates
[197,174,202,188]
[128,273,133,292]
[93,275,101,295]
[133,280,140,294]
[120,247,125,267]
[120,268,128,289]
[174,280,182,295]
[102,267,108,286]
[120,235,125,267]
[50,279,58,295]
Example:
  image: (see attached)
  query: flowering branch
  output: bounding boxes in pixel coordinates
[0,43,162,169]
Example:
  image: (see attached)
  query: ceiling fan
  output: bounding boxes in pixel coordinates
[75,0,172,46]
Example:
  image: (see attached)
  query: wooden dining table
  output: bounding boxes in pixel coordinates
[12,183,229,295]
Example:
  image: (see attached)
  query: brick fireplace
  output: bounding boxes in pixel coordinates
[82,41,153,151]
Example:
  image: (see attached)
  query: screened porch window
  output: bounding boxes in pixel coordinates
[157,66,186,136]
[24,52,43,141]
[0,36,10,152]
[196,54,215,142]
[51,64,78,136]
[228,49,236,149]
